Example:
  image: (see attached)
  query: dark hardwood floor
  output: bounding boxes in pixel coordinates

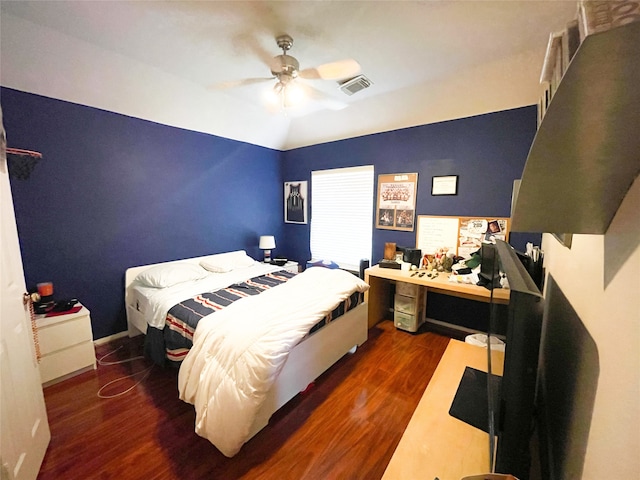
[37,321,450,480]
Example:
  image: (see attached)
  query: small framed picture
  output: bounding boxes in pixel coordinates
[431,175,458,196]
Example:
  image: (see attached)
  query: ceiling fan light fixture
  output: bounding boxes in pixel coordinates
[266,76,305,109]
[284,81,304,107]
[222,33,357,113]
[271,54,300,77]
[265,85,281,106]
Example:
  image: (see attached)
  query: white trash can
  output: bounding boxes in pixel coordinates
[465,333,506,352]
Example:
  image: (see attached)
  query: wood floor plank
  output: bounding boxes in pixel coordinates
[37,321,449,480]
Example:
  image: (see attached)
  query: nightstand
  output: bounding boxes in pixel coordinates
[282,261,300,274]
[36,304,96,386]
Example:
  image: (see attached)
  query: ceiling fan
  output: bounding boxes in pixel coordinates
[217,34,361,111]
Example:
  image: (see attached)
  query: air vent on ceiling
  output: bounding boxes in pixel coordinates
[339,75,372,96]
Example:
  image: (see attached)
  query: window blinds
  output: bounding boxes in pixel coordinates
[310,165,374,271]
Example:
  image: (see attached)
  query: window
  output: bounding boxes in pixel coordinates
[310,165,374,271]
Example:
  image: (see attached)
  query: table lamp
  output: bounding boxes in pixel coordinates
[259,235,276,263]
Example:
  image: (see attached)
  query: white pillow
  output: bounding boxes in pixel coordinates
[199,251,256,273]
[234,252,257,268]
[135,262,208,288]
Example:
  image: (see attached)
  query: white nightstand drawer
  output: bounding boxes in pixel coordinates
[38,312,93,355]
[39,341,96,384]
[283,261,300,274]
[35,304,96,385]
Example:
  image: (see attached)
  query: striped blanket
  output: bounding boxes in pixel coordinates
[163,270,297,363]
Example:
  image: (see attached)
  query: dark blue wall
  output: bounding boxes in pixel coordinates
[282,106,540,265]
[2,88,282,339]
[3,87,540,339]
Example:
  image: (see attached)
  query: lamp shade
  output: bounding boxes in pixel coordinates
[259,235,276,250]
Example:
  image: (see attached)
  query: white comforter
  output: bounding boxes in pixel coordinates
[177,267,369,457]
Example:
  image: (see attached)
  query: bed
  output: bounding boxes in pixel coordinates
[124,250,369,456]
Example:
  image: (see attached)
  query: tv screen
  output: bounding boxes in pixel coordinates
[478,242,501,290]
[492,240,544,478]
[532,275,599,479]
[448,240,543,479]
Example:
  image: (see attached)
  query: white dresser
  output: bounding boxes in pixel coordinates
[36,304,96,385]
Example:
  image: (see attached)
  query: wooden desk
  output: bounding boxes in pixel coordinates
[382,339,505,480]
[364,265,510,329]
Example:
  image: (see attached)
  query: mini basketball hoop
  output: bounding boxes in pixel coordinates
[6,147,42,180]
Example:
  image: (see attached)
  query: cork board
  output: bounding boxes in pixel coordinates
[416,215,510,257]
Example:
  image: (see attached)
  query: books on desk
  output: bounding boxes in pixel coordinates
[378,259,401,269]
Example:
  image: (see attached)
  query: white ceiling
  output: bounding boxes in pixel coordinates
[0,1,578,150]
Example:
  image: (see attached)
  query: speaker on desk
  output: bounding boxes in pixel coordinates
[359,259,370,279]
[402,248,422,267]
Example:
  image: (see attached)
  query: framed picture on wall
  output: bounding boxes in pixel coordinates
[284,181,308,224]
[376,172,418,231]
[431,175,458,195]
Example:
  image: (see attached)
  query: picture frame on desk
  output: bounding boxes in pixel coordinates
[431,175,458,196]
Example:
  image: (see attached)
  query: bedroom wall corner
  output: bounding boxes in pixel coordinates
[2,87,283,339]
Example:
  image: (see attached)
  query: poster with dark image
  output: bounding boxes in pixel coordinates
[284,181,307,224]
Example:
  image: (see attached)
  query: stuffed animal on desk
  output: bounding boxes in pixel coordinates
[421,254,435,271]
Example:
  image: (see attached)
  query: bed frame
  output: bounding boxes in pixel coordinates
[124,254,368,443]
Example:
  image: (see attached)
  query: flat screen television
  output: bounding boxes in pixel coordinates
[531,274,599,480]
[449,239,543,479]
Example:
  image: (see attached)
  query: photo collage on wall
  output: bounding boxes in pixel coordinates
[376,173,418,231]
[416,215,510,258]
[458,218,509,258]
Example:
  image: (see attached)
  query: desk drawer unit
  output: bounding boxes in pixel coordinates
[396,281,420,297]
[394,311,420,332]
[36,305,96,385]
[394,282,425,332]
[394,294,421,315]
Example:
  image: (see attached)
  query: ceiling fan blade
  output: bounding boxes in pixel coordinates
[210,77,274,90]
[300,83,349,111]
[299,59,361,80]
[233,33,276,68]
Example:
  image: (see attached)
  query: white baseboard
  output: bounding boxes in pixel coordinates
[424,317,481,336]
[424,317,506,341]
[94,330,129,346]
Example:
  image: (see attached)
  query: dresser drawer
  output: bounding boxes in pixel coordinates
[38,313,93,355]
[39,341,96,384]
